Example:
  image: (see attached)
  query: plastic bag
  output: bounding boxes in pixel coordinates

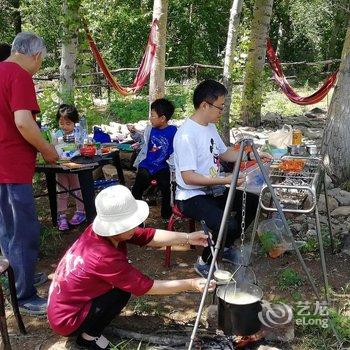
[257,218,290,258]
[93,126,111,143]
[257,218,305,258]
[268,124,293,148]
[239,162,270,194]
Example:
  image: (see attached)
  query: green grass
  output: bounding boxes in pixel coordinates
[277,267,304,290]
[39,225,63,258]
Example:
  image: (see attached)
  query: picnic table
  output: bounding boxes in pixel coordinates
[35,149,125,225]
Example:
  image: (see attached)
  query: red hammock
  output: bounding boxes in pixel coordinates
[85,19,158,96]
[266,39,338,105]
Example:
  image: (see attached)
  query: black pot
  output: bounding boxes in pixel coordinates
[217,283,263,336]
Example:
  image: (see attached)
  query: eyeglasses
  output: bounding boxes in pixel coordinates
[206,101,225,111]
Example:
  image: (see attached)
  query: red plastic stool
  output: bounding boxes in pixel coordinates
[164,203,196,267]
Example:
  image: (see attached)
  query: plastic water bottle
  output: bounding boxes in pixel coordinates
[74,123,84,148]
[80,116,88,137]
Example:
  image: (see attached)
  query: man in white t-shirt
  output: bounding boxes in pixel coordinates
[173,79,260,278]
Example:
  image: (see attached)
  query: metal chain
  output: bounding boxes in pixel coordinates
[240,146,248,257]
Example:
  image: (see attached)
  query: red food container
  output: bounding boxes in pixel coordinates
[80,145,96,157]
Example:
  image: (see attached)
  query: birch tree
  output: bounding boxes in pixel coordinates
[220,0,244,145]
[322,21,350,184]
[149,0,168,103]
[59,0,81,103]
[240,0,274,126]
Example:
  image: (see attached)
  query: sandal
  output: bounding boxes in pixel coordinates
[69,211,86,226]
[58,214,69,231]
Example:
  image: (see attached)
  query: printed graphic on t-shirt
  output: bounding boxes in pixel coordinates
[209,137,220,177]
[139,125,177,174]
[48,241,83,302]
[150,140,163,153]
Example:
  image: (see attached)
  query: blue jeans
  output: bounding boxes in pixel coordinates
[0,184,40,302]
[178,189,259,263]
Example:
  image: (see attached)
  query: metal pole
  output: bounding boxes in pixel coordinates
[323,179,335,253]
[188,141,246,350]
[314,204,330,303]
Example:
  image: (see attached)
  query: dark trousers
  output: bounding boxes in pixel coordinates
[178,189,259,263]
[73,289,131,337]
[132,167,172,219]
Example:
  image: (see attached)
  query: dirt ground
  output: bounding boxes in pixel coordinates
[4,165,350,350]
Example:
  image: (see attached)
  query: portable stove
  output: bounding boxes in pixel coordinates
[260,156,322,213]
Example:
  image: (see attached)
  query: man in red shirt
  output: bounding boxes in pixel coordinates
[48,185,215,350]
[0,32,58,315]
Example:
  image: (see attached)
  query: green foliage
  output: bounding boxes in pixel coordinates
[300,237,318,253]
[259,230,279,253]
[300,229,341,254]
[277,267,303,290]
[38,87,103,132]
[108,83,194,123]
[108,96,148,123]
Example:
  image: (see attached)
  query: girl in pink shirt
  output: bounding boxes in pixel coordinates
[55,104,86,230]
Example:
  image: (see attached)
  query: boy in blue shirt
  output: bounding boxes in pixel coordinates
[132,99,177,220]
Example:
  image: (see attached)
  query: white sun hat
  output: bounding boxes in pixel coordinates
[92,185,149,237]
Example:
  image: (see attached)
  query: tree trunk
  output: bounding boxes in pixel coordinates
[9,0,21,33]
[240,0,274,127]
[59,0,80,104]
[149,0,168,103]
[220,0,244,145]
[322,23,350,185]
[187,4,194,72]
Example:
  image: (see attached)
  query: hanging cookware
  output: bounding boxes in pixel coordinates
[217,282,263,336]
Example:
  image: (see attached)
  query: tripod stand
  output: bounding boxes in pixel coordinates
[188,138,340,350]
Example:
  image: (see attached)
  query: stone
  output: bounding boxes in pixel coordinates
[331,206,350,217]
[341,235,350,257]
[307,107,327,115]
[306,229,317,236]
[294,214,307,223]
[290,224,302,233]
[317,194,338,213]
[178,262,189,267]
[203,304,218,330]
[325,174,334,189]
[333,189,350,206]
[260,301,294,343]
[302,128,323,140]
[327,187,341,198]
[262,113,283,127]
[102,164,117,179]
